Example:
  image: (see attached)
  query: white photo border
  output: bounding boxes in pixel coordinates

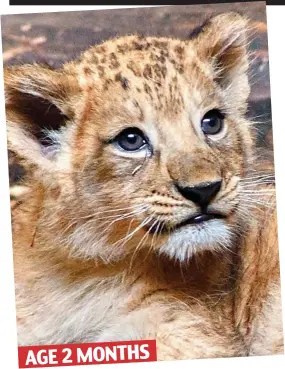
[0,3,284,369]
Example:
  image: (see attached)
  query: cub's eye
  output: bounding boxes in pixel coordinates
[113,128,147,152]
[201,109,224,135]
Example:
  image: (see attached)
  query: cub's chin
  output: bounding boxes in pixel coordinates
[158,218,233,261]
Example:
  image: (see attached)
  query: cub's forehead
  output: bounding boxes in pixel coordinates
[69,35,216,111]
[73,35,213,86]
[79,35,186,66]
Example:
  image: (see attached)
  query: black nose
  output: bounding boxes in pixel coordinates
[175,180,222,208]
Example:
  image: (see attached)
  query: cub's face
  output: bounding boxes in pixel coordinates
[6,13,255,261]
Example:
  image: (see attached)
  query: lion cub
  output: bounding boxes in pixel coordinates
[5,12,283,359]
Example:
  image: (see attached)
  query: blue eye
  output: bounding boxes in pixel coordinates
[114,128,147,152]
[201,109,224,135]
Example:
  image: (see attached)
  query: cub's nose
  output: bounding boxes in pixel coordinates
[175,180,222,208]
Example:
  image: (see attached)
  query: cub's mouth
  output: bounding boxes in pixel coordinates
[146,212,226,235]
[177,212,226,227]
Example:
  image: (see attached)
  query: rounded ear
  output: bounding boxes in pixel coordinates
[5,64,79,174]
[191,12,251,109]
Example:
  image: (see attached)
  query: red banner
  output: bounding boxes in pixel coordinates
[18,340,157,368]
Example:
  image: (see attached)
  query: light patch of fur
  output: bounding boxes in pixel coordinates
[159,220,233,261]
[249,283,284,355]
[7,121,54,173]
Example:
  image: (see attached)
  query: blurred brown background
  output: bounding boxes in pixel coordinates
[1,2,273,204]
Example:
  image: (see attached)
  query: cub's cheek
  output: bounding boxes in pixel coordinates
[106,158,146,178]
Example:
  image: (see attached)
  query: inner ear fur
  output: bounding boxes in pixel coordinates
[192,12,251,93]
[5,64,79,171]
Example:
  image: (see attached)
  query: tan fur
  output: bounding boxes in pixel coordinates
[5,12,283,359]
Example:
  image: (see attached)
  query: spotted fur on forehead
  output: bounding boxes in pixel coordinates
[67,34,216,119]
[75,35,187,85]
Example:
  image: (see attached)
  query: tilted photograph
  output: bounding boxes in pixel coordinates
[1,1,283,362]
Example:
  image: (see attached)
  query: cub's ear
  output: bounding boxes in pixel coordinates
[192,12,251,110]
[4,64,79,174]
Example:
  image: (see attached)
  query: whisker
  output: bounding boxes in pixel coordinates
[76,205,146,221]
[61,204,148,239]
[112,216,153,249]
[128,217,157,270]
